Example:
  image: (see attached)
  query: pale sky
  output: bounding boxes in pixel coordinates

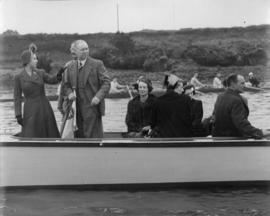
[0,0,270,34]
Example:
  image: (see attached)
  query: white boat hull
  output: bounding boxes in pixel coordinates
[1,136,270,188]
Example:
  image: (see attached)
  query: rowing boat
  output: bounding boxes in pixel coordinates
[1,133,270,189]
[0,86,265,103]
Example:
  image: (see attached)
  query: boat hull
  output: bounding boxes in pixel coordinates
[1,135,270,188]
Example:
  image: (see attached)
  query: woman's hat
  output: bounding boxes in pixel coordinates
[168,74,182,86]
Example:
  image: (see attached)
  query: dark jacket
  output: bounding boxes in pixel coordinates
[125,94,156,132]
[62,57,110,138]
[249,76,260,87]
[63,57,110,117]
[151,90,193,137]
[14,69,60,138]
[212,89,263,138]
[190,98,207,136]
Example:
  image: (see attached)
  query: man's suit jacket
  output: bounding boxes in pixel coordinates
[63,57,110,116]
[212,88,262,138]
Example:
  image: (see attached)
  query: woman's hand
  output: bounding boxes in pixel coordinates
[16,115,23,126]
[57,67,66,81]
[142,126,151,131]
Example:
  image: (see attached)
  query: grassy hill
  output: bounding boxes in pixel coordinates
[1,25,270,87]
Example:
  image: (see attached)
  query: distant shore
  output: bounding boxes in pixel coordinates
[1,65,269,92]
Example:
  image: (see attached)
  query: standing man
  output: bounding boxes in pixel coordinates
[212,73,267,139]
[63,40,110,138]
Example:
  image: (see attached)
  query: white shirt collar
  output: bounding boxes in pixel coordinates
[78,58,87,68]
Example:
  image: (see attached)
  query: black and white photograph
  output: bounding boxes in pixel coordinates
[0,0,270,215]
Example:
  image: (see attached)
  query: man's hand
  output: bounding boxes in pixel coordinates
[68,92,76,101]
[262,129,270,137]
[91,96,100,106]
[142,126,151,131]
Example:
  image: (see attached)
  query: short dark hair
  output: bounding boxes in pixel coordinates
[183,84,196,95]
[134,78,153,93]
[223,73,238,87]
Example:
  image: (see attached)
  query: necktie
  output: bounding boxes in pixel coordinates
[79,61,83,70]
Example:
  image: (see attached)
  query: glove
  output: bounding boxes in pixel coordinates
[16,115,23,126]
[57,67,66,81]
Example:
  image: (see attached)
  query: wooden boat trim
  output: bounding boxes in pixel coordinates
[1,135,269,147]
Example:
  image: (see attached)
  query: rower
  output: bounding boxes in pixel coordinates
[109,77,127,94]
[248,72,260,87]
[190,73,206,89]
[213,72,223,88]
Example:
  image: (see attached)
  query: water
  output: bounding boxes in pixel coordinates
[1,89,270,215]
[1,90,270,134]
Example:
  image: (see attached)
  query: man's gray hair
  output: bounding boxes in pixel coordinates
[74,40,88,49]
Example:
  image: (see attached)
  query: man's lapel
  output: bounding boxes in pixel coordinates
[83,57,94,86]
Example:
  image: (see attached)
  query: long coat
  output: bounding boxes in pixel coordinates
[212,88,263,138]
[14,69,60,138]
[63,57,110,138]
[125,94,156,132]
[190,98,207,136]
[151,90,193,138]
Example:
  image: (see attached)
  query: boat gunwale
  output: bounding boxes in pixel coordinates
[2,180,270,191]
[1,134,269,147]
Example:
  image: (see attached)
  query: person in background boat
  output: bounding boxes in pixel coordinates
[190,73,206,89]
[131,76,145,90]
[109,77,127,94]
[213,72,223,88]
[62,39,111,138]
[125,78,156,138]
[211,73,269,139]
[14,49,65,138]
[150,74,193,138]
[248,72,260,87]
[182,84,207,137]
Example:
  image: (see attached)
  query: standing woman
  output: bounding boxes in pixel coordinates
[125,78,155,138]
[14,49,64,137]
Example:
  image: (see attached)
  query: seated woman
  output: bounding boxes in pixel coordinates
[182,84,207,137]
[125,78,155,138]
[150,74,193,138]
[14,48,64,138]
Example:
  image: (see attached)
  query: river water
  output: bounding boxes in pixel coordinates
[0,89,270,216]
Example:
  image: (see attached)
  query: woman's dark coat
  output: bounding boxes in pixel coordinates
[212,88,262,138]
[151,91,193,138]
[125,94,156,132]
[190,98,207,136]
[14,69,60,138]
